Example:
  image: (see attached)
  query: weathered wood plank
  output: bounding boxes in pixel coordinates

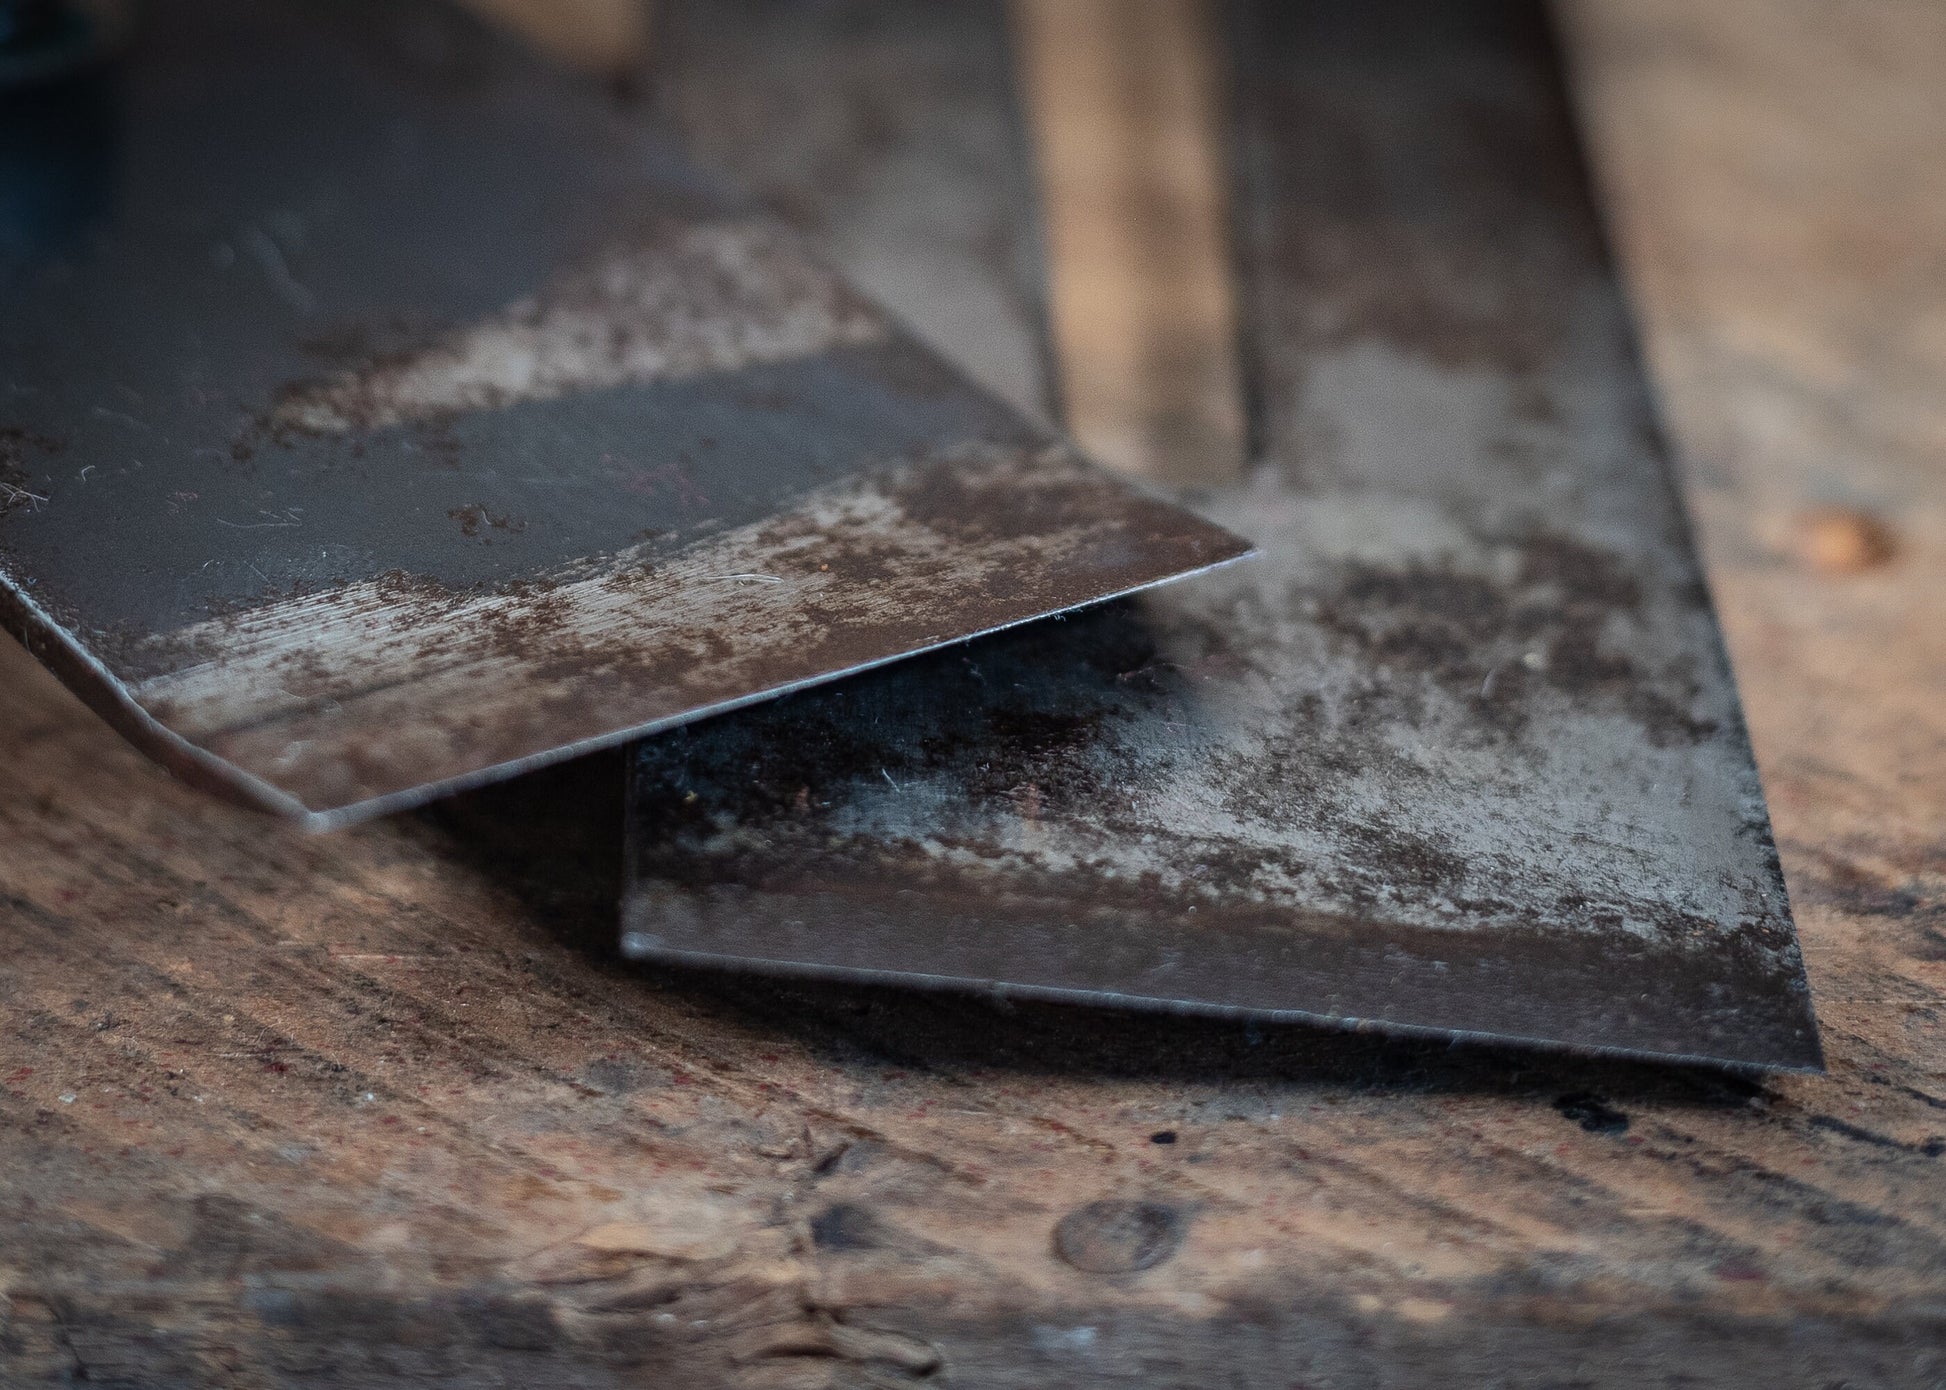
[2,0,1944,1386]
[1009,0,1247,483]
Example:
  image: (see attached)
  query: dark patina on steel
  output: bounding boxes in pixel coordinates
[624,0,1820,1070]
[0,0,1248,828]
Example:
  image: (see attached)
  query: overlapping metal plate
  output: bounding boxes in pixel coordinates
[622,0,1821,1069]
[0,0,1248,828]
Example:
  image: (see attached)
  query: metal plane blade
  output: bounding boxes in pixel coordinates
[0,0,1249,829]
[621,0,1819,1070]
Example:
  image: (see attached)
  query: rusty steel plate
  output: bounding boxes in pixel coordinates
[0,0,1249,829]
[622,0,1821,1070]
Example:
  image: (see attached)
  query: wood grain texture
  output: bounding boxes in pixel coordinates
[1010,0,1247,483]
[3,2,1945,1386]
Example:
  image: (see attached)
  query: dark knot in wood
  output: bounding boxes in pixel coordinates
[1052,1200,1183,1275]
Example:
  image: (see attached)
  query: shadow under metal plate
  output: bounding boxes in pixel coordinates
[0,0,1247,829]
[622,0,1821,1070]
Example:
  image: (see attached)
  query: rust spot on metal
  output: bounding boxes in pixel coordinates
[113,439,1242,818]
[1311,534,1713,748]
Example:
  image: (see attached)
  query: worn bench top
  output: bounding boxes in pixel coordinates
[3,1,1943,1384]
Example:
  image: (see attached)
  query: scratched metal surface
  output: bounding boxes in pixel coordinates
[623,0,1820,1070]
[0,0,1247,829]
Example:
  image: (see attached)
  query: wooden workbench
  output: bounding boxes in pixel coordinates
[3,2,1943,1384]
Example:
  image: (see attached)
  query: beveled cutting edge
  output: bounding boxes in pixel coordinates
[621,0,1820,1070]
